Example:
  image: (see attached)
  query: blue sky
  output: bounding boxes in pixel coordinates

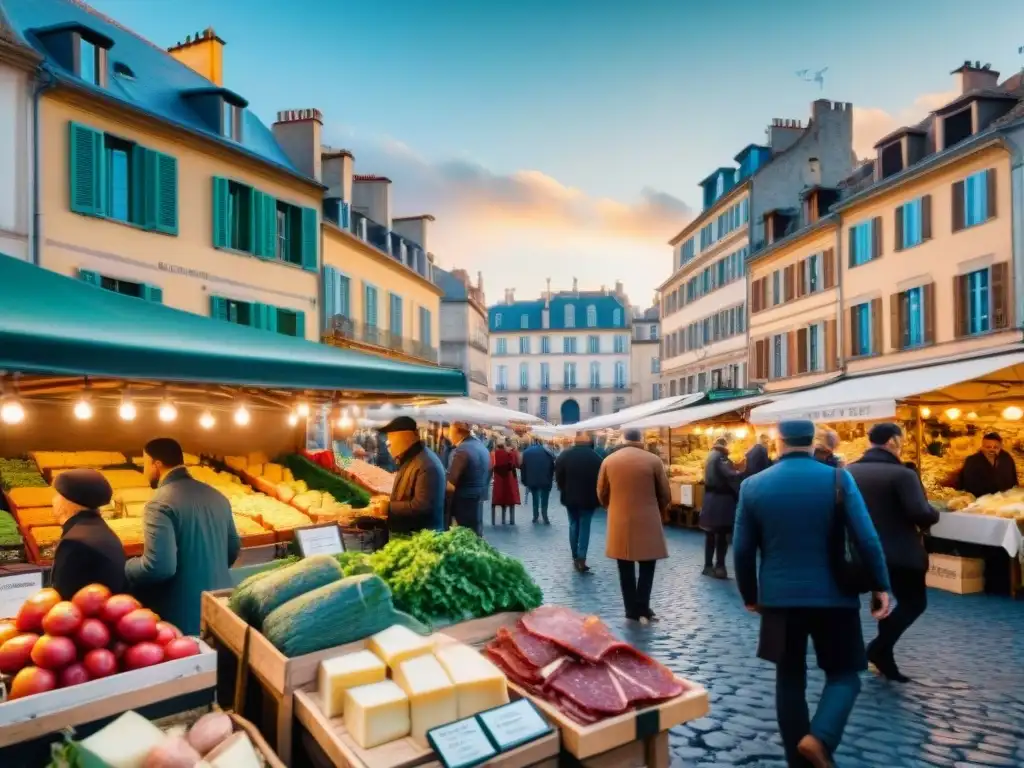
[86,0,1024,306]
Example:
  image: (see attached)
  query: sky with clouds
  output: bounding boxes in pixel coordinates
[85,0,1024,308]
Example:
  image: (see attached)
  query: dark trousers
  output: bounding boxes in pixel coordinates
[451,496,483,535]
[530,487,551,521]
[870,566,927,663]
[616,560,656,619]
[704,530,730,568]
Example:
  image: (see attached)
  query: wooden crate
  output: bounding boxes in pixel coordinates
[0,639,217,747]
[230,712,288,768]
[506,679,707,763]
[293,688,558,768]
[199,589,521,766]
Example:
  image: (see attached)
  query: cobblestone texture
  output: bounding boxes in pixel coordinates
[484,502,1024,767]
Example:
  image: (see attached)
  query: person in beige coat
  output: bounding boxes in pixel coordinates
[597,428,671,624]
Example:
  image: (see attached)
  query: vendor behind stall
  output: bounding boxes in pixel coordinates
[955,432,1018,497]
[379,416,445,534]
[50,469,126,599]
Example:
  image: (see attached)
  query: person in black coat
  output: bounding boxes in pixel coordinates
[554,433,603,573]
[744,433,773,478]
[50,469,126,600]
[699,437,743,579]
[955,431,1018,498]
[846,422,940,682]
[379,417,446,534]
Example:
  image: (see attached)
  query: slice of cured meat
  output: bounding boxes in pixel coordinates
[484,643,543,686]
[520,606,629,663]
[604,647,685,700]
[500,625,563,668]
[554,694,602,725]
[608,666,656,705]
[546,659,628,715]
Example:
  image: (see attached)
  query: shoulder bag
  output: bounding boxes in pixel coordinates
[829,468,874,595]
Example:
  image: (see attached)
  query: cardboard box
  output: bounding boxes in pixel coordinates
[926,554,985,594]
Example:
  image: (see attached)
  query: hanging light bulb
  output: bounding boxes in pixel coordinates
[1002,406,1023,421]
[288,411,300,427]
[967,411,978,421]
[338,413,354,431]
[0,398,25,425]
[768,427,778,440]
[234,404,251,426]
[158,400,178,423]
[734,427,748,439]
[73,397,93,421]
[296,402,310,418]
[944,407,961,421]
[920,407,931,418]
[199,410,216,429]
[118,393,137,422]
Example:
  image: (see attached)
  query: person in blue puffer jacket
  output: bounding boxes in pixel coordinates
[733,419,892,768]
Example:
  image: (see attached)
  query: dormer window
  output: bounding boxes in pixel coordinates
[942,108,972,150]
[223,101,242,142]
[879,141,903,179]
[79,37,103,86]
[32,24,114,89]
[183,87,248,143]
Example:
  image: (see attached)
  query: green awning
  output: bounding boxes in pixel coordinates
[0,254,466,396]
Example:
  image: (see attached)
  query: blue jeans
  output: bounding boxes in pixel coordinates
[777,666,861,762]
[530,487,551,521]
[566,507,593,559]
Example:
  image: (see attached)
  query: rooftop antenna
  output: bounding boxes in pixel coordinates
[796,67,828,91]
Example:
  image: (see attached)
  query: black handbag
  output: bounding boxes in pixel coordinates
[829,469,875,595]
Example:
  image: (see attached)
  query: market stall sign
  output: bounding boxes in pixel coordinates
[477,699,551,751]
[294,523,345,557]
[705,387,762,402]
[0,569,43,619]
[429,699,551,768]
[680,484,694,507]
[751,399,896,425]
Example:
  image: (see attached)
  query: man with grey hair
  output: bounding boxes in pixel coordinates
[598,428,671,622]
[814,428,843,468]
[734,419,891,767]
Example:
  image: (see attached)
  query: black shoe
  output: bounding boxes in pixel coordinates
[644,611,660,623]
[532,517,539,523]
[712,566,729,579]
[543,518,551,525]
[701,566,714,576]
[867,644,911,682]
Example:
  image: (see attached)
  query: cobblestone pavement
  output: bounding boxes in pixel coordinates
[484,501,1024,768]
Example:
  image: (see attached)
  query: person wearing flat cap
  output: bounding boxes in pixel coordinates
[50,468,126,600]
[378,416,446,535]
[733,419,892,768]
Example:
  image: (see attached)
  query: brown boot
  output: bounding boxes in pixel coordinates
[797,735,833,768]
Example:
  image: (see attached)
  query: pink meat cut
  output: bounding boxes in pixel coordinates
[520,606,630,663]
[604,647,686,700]
[547,660,628,715]
[498,625,563,668]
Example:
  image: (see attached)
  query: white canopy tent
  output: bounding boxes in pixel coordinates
[748,350,1024,425]
[366,397,547,428]
[623,395,773,430]
[545,393,703,434]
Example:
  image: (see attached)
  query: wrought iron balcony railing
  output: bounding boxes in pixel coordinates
[325,315,438,363]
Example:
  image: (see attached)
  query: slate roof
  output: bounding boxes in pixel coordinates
[434,267,468,301]
[489,294,629,333]
[0,0,305,181]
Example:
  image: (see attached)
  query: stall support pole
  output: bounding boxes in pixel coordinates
[915,407,924,476]
[667,428,673,466]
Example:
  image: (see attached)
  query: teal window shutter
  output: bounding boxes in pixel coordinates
[132,145,149,227]
[153,151,178,235]
[263,194,279,259]
[300,206,319,271]
[250,302,266,329]
[78,269,101,286]
[338,274,350,317]
[248,187,263,257]
[210,295,229,321]
[420,307,432,346]
[322,266,338,321]
[294,310,306,339]
[364,284,378,326]
[68,122,105,216]
[211,177,230,248]
[143,284,163,303]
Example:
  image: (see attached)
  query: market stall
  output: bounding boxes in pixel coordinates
[540,393,702,435]
[367,398,546,429]
[748,349,1024,596]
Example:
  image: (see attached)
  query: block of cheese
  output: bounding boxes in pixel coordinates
[319,649,387,718]
[367,624,433,669]
[434,643,509,718]
[207,732,262,768]
[393,654,458,742]
[343,680,411,749]
[78,711,167,768]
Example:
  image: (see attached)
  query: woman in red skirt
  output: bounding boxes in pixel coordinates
[491,439,521,525]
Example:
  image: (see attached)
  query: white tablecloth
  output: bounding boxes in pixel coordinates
[929,512,1023,557]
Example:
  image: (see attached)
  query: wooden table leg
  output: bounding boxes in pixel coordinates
[644,731,669,768]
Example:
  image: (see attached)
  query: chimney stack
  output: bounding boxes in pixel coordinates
[272,109,323,182]
[766,117,804,153]
[614,280,624,297]
[322,148,354,202]
[391,215,434,253]
[352,175,392,226]
[572,277,578,295]
[952,60,1000,95]
[168,27,225,86]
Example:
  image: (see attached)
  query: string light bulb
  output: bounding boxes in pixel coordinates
[338,413,354,431]
[118,393,137,422]
[1002,406,1023,421]
[234,404,251,427]
[734,427,748,439]
[944,407,961,421]
[296,402,310,418]
[199,410,216,429]
[920,407,931,418]
[158,400,178,423]
[73,397,93,421]
[0,398,25,425]
[967,411,978,421]
[288,411,300,427]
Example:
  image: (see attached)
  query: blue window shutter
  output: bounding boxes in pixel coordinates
[132,145,150,227]
[250,302,268,330]
[153,151,178,235]
[248,187,265,258]
[264,195,279,259]
[300,206,319,271]
[266,306,279,334]
[210,295,229,321]
[339,275,350,316]
[78,269,101,286]
[143,284,163,304]
[68,122,105,216]
[322,266,338,320]
[211,177,230,248]
[294,310,306,339]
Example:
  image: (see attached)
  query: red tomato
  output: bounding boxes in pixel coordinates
[15,589,61,633]
[0,633,39,674]
[8,666,57,699]
[59,662,91,687]
[74,618,111,650]
[163,637,200,661]
[82,648,118,679]
[71,584,112,617]
[0,619,19,646]
[153,622,181,646]
[123,642,164,670]
[116,609,159,644]
[100,594,141,627]
[41,602,83,637]
[30,635,77,670]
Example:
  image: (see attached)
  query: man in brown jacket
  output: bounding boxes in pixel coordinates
[597,429,671,624]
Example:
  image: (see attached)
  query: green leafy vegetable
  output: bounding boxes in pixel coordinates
[282,454,371,507]
[334,527,543,624]
[0,458,47,491]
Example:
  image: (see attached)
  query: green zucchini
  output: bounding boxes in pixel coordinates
[230,554,343,629]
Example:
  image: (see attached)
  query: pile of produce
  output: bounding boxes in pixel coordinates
[0,458,47,490]
[0,510,24,562]
[228,556,425,656]
[484,606,686,724]
[131,451,200,466]
[0,585,200,701]
[337,457,395,495]
[48,710,265,768]
[334,527,543,624]
[30,451,126,470]
[230,493,312,533]
[290,489,356,523]
[283,453,371,507]
[957,488,1024,522]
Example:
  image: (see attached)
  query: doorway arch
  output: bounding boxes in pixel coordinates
[560,398,580,424]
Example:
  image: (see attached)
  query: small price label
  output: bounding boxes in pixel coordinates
[294,524,344,557]
[428,717,498,768]
[478,699,550,751]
